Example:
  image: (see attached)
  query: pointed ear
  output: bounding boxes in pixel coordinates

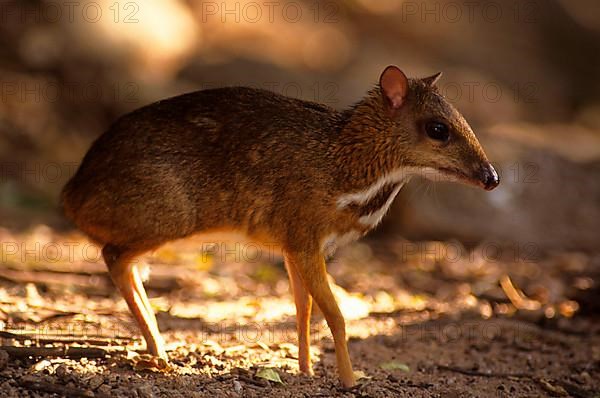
[379,65,408,110]
[422,72,442,87]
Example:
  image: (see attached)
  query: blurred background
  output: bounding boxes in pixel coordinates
[0,1,599,394]
[1,0,599,251]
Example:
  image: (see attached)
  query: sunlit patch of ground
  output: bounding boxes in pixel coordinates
[0,225,598,397]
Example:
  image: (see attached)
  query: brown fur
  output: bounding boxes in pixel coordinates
[61,67,497,387]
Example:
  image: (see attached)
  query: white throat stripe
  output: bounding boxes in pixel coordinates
[357,183,404,227]
[336,167,420,209]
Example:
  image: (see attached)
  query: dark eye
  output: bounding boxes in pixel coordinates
[425,121,450,142]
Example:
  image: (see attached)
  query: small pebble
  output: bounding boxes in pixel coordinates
[88,375,104,390]
[33,360,51,372]
[0,350,8,371]
[55,364,70,380]
[137,384,154,398]
[233,379,243,394]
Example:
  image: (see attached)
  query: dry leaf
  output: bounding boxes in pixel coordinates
[379,361,410,372]
[256,367,283,384]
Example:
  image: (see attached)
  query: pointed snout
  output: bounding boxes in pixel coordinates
[480,163,500,190]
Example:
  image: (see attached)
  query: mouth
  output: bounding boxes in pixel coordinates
[438,166,499,190]
[438,167,479,186]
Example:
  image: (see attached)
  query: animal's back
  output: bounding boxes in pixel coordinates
[61,87,339,250]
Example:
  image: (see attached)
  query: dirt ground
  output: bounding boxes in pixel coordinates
[0,226,598,397]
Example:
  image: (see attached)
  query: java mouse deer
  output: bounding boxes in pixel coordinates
[61,65,499,387]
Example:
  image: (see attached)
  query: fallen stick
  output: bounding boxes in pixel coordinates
[436,364,531,378]
[2,261,107,275]
[1,345,123,359]
[237,374,269,388]
[500,275,541,311]
[0,268,111,292]
[555,379,595,398]
[0,330,133,346]
[0,265,182,291]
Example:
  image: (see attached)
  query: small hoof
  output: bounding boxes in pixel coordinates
[338,381,359,392]
[299,366,315,376]
[131,353,172,372]
[339,374,357,389]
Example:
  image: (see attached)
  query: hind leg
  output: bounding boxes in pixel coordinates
[103,245,166,359]
[284,253,313,375]
[131,261,158,330]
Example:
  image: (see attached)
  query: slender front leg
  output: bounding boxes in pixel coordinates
[285,249,355,388]
[284,254,313,375]
[103,245,167,359]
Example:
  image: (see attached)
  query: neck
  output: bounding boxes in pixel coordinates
[328,89,410,192]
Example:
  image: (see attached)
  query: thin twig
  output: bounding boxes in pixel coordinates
[500,275,541,311]
[1,261,107,275]
[0,268,111,292]
[555,380,596,398]
[0,330,133,346]
[2,328,135,341]
[237,374,270,388]
[437,364,531,378]
[1,345,124,359]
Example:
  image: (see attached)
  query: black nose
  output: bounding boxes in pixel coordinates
[482,163,500,190]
